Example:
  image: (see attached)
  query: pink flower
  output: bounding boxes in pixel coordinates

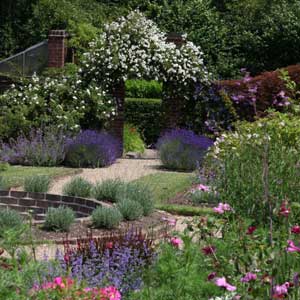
[201,245,216,255]
[291,225,300,234]
[279,200,290,217]
[241,272,257,282]
[196,184,210,192]
[286,240,300,253]
[207,272,217,281]
[215,277,236,291]
[54,277,64,288]
[213,203,232,214]
[273,282,290,299]
[162,217,177,226]
[246,226,257,235]
[100,286,121,300]
[106,242,114,249]
[170,237,183,248]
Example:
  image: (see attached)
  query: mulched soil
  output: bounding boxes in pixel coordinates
[31,211,170,243]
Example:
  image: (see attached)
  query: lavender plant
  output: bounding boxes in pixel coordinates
[59,230,156,295]
[0,127,68,166]
[64,130,120,168]
[157,128,213,171]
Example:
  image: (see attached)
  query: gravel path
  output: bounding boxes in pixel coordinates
[49,158,163,194]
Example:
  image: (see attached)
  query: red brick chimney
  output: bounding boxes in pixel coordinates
[48,30,68,68]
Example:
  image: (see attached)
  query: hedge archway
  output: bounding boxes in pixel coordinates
[81,11,210,155]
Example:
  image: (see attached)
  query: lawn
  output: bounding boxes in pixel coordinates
[0,166,82,188]
[133,171,195,205]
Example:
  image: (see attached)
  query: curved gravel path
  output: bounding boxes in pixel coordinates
[49,158,163,194]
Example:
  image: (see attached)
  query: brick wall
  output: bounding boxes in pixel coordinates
[0,190,102,222]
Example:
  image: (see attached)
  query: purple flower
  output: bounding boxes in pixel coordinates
[65,130,120,167]
[241,272,257,282]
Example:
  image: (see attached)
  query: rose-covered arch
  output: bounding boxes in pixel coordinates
[81,11,209,155]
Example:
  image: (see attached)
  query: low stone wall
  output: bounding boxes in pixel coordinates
[0,190,102,222]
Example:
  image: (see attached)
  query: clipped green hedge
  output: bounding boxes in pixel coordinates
[125,80,162,99]
[125,98,162,146]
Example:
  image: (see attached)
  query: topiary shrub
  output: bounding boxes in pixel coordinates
[157,129,213,171]
[116,182,154,216]
[64,130,120,168]
[117,199,144,221]
[92,206,123,229]
[44,206,75,232]
[0,209,23,236]
[124,124,145,154]
[93,179,125,203]
[62,177,93,198]
[24,175,51,193]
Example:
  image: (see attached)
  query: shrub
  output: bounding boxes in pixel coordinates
[206,112,300,223]
[124,124,145,154]
[157,129,213,171]
[0,162,9,171]
[125,80,162,98]
[116,182,154,216]
[0,127,68,166]
[125,98,162,146]
[24,175,51,193]
[44,206,75,232]
[117,199,144,221]
[93,179,125,203]
[189,189,218,205]
[92,206,123,229]
[64,130,119,168]
[219,65,300,121]
[0,73,115,140]
[0,176,9,190]
[60,230,155,294]
[0,209,23,236]
[62,177,93,198]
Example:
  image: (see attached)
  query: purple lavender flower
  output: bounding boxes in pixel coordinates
[156,128,213,171]
[65,130,120,168]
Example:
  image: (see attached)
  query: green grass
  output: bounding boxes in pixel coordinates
[156,204,213,216]
[0,166,82,188]
[132,172,196,205]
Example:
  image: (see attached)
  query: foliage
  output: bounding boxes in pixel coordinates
[44,206,75,232]
[116,182,154,216]
[61,230,155,295]
[81,10,209,89]
[157,128,213,171]
[0,209,23,237]
[23,175,51,193]
[62,176,93,198]
[156,203,213,216]
[0,127,68,167]
[0,176,10,190]
[0,162,9,171]
[92,206,123,229]
[206,112,300,223]
[189,185,218,205]
[124,98,162,145]
[125,79,162,98]
[130,235,221,300]
[0,73,115,140]
[64,130,119,168]
[123,124,145,154]
[93,179,125,203]
[117,199,144,221]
